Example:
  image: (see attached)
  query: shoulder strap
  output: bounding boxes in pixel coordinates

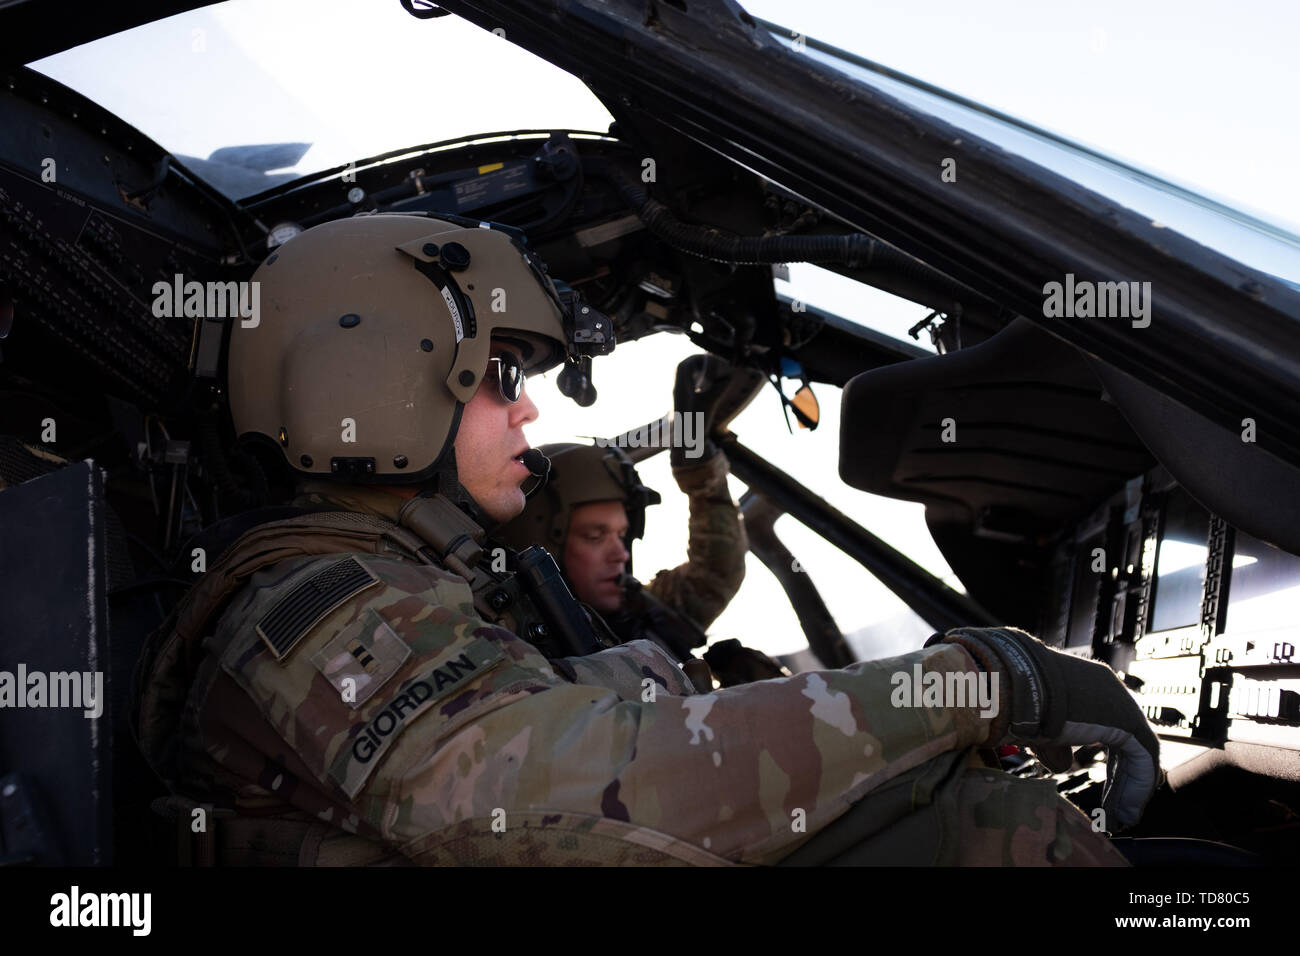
[393,496,562,645]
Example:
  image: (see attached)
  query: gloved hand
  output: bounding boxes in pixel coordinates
[703,638,790,687]
[926,626,1161,829]
[670,355,764,467]
[672,354,727,467]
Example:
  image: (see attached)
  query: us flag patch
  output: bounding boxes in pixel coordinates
[255,557,380,662]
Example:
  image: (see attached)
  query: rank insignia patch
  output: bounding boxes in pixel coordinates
[256,557,380,662]
[311,608,412,708]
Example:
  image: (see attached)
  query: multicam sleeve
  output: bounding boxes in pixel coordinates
[645,452,747,630]
[214,553,995,866]
[377,638,994,865]
[553,639,699,699]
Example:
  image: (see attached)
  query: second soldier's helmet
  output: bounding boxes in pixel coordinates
[228,213,568,484]
[496,442,662,559]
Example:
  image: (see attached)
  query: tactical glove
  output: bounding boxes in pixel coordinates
[926,626,1161,829]
[670,355,764,467]
[703,638,790,687]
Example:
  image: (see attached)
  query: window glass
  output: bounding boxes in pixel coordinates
[1224,531,1300,638]
[30,0,614,199]
[1149,490,1210,633]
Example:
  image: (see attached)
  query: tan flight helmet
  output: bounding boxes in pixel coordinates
[228,213,568,483]
[496,442,661,564]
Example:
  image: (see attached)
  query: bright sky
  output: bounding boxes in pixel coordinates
[31,0,1298,662]
[745,0,1300,230]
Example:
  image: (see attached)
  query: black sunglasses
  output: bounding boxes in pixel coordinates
[486,351,526,403]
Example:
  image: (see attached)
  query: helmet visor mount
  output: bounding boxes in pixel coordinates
[396,213,615,409]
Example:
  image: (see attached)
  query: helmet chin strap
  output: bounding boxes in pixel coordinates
[419,450,488,523]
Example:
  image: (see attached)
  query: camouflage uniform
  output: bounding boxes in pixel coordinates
[137,481,1127,866]
[641,452,747,632]
[604,452,761,667]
